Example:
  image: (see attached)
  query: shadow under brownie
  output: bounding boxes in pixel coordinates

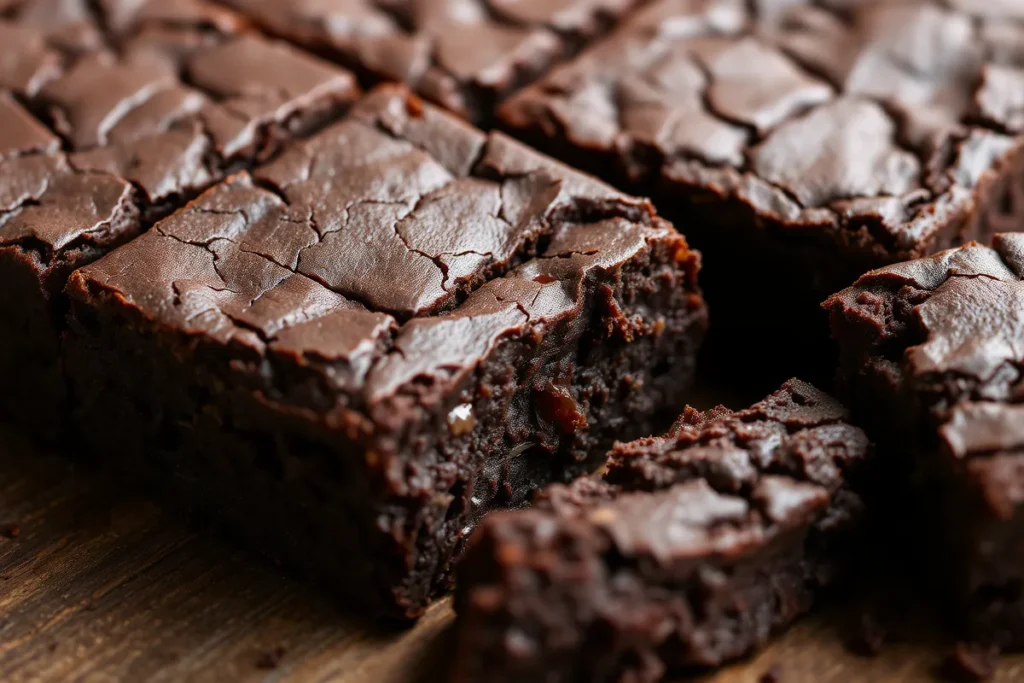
[63,85,708,619]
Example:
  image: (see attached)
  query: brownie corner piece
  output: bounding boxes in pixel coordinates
[452,379,870,683]
[63,84,707,618]
[823,232,1024,647]
[498,0,1024,337]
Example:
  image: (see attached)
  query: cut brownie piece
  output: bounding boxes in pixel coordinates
[500,0,1024,376]
[825,233,1024,647]
[62,85,707,618]
[453,379,870,682]
[217,0,647,123]
[0,9,359,434]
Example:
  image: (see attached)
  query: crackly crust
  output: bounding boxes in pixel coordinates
[825,233,1024,646]
[68,84,703,424]
[63,84,708,617]
[500,0,1024,262]
[217,0,647,122]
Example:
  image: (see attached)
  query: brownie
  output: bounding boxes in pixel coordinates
[453,379,870,682]
[46,18,359,213]
[825,233,1024,647]
[0,8,359,434]
[0,101,141,434]
[499,0,1024,380]
[217,0,647,123]
[1,0,105,53]
[61,85,707,618]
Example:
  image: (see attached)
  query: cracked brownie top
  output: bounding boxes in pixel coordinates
[826,233,1024,413]
[0,0,358,254]
[453,379,870,678]
[501,0,1024,258]
[567,378,869,557]
[67,85,703,417]
[826,233,1024,531]
[217,0,647,121]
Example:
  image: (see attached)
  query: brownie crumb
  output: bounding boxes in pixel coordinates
[1,524,20,539]
[942,642,999,681]
[256,646,287,670]
[759,663,782,682]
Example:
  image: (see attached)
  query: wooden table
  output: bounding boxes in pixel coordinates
[2,426,1023,682]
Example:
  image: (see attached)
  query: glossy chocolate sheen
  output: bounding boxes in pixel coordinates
[0,1,359,434]
[454,379,869,683]
[499,0,1024,376]
[502,0,1024,254]
[826,233,1024,647]
[62,85,708,618]
[217,0,646,122]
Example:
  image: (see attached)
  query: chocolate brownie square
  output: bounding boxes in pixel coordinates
[500,0,1024,376]
[0,8,359,433]
[825,233,1024,647]
[218,0,648,123]
[454,379,870,682]
[63,85,708,617]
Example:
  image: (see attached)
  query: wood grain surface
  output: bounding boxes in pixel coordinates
[2,425,1023,683]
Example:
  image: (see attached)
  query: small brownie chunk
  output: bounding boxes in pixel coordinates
[453,379,869,683]
[63,85,708,618]
[218,0,646,123]
[500,0,1024,357]
[826,233,1024,648]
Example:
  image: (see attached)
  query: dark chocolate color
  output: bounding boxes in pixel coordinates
[500,0,1024,378]
[218,0,646,122]
[454,379,869,682]
[0,5,359,434]
[0,150,140,432]
[63,85,708,618]
[825,233,1024,648]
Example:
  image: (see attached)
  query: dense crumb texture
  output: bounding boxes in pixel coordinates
[0,1,358,433]
[500,0,1024,334]
[64,85,708,618]
[453,379,869,683]
[825,233,1024,648]
[216,0,647,122]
